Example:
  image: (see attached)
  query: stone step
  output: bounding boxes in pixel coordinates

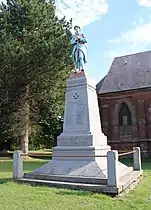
[23,166,133,186]
[119,170,143,191]
[119,166,133,177]
[24,173,107,185]
[17,170,142,195]
[17,177,119,194]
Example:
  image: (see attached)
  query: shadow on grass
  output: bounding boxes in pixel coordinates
[120,157,151,171]
[54,189,112,198]
[54,189,93,197]
[0,160,13,173]
[0,160,47,173]
[0,178,12,184]
[23,161,48,172]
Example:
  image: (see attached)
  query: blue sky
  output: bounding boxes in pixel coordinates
[1,0,151,83]
[55,0,151,82]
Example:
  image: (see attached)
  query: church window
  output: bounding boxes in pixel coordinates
[119,102,132,135]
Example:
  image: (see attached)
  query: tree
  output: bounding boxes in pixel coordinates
[0,0,73,153]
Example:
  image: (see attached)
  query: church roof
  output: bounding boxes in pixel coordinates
[97,50,151,94]
[96,75,106,94]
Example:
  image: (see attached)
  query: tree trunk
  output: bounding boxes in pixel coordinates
[20,129,29,154]
[20,84,30,154]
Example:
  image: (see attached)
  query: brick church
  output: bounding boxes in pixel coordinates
[96,50,151,156]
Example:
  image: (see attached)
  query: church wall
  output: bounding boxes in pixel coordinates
[98,89,151,156]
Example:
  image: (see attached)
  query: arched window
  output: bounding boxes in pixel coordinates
[119,102,132,135]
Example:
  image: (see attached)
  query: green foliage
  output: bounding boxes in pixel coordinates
[0,0,73,150]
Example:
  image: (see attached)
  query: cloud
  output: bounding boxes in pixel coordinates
[105,49,134,59]
[105,45,138,62]
[106,0,151,60]
[55,0,108,28]
[137,0,151,7]
[110,21,151,46]
[106,18,151,60]
[0,0,108,28]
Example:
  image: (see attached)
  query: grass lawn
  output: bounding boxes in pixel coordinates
[0,158,151,210]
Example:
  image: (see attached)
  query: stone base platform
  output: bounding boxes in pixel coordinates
[17,157,143,194]
[17,170,143,195]
[24,158,132,178]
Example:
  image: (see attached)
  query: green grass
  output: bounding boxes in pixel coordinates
[0,158,151,210]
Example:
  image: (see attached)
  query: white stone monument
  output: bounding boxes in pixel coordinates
[54,71,110,160]
[21,71,142,194]
[29,71,128,179]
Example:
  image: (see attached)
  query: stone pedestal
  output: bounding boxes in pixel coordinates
[22,71,143,194]
[30,72,128,179]
[53,71,110,162]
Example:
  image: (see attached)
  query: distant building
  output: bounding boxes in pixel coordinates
[97,50,151,156]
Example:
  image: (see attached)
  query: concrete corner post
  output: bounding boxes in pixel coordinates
[133,147,141,171]
[13,150,24,179]
[107,150,119,187]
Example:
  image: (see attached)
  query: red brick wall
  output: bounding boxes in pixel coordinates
[98,89,151,156]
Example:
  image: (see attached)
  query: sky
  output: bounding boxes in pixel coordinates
[55,0,151,83]
[1,0,151,83]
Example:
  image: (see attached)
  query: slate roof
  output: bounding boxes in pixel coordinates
[97,50,151,94]
[96,76,106,94]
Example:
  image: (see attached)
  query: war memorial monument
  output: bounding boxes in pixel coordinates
[14,26,143,194]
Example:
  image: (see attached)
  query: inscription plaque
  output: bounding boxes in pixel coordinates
[66,102,86,125]
[57,135,93,146]
[65,89,86,129]
[68,79,85,87]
